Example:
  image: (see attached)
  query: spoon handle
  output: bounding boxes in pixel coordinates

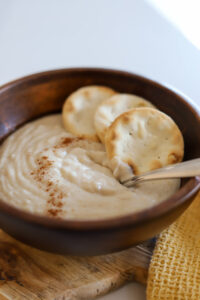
[122,158,200,187]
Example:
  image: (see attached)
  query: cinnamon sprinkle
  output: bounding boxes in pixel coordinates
[53,137,74,149]
[30,136,84,217]
[53,137,84,149]
[48,208,62,217]
[30,154,64,217]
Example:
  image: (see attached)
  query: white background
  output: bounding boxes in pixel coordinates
[1,1,200,299]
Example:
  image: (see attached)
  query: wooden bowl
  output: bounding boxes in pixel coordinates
[0,68,200,255]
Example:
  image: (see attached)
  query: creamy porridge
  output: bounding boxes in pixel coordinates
[0,115,180,220]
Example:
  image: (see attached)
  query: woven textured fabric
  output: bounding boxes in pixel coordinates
[147,191,200,300]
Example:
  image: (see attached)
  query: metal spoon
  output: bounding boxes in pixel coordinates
[122,158,200,187]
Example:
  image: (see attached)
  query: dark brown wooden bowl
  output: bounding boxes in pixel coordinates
[0,68,200,255]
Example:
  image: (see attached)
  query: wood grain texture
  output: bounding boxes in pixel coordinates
[0,230,154,300]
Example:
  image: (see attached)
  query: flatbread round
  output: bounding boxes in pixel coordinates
[62,86,116,141]
[105,108,184,175]
[94,94,155,143]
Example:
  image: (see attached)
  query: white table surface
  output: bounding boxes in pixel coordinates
[0,1,200,299]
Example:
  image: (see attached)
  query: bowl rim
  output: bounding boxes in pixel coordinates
[0,67,200,231]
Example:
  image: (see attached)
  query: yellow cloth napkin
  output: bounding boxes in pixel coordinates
[147,191,200,300]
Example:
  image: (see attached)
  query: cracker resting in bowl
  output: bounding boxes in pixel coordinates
[62,86,116,141]
[105,107,184,175]
[94,93,155,143]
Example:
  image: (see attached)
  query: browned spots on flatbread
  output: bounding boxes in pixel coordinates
[125,159,138,175]
[106,141,115,159]
[83,90,90,98]
[95,94,155,144]
[138,102,146,107]
[64,101,74,113]
[150,160,162,171]
[111,131,119,141]
[105,107,184,175]
[168,152,182,164]
[172,133,183,145]
[62,85,116,141]
[122,114,131,124]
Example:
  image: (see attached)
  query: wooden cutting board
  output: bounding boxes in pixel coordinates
[0,230,155,300]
